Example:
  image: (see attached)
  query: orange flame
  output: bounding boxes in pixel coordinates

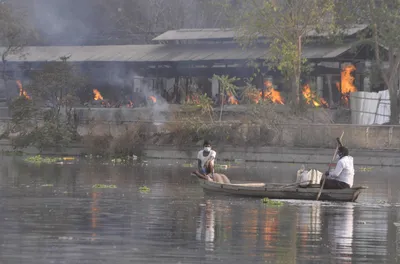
[93,89,103,101]
[227,92,239,105]
[16,80,30,99]
[149,96,156,103]
[264,81,284,105]
[302,84,328,107]
[336,64,357,104]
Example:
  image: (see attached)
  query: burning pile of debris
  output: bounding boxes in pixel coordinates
[87,89,157,108]
[336,64,357,105]
[16,80,31,100]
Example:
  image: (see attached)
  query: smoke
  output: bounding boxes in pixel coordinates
[7,0,95,46]
[89,62,170,124]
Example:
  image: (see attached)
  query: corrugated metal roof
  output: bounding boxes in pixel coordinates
[153,25,369,41]
[153,28,237,41]
[3,43,353,63]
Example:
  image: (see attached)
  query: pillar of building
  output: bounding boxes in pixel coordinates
[316,76,324,97]
[363,61,371,92]
[211,77,219,96]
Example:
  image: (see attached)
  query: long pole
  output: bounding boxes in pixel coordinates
[316,131,344,201]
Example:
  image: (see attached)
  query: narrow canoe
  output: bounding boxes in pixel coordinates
[198,178,368,202]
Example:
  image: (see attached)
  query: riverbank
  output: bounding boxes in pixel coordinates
[2,139,400,167]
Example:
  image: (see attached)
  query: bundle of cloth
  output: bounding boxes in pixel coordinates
[296,165,323,187]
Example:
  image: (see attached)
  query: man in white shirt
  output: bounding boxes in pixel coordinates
[197,140,216,176]
[322,146,354,189]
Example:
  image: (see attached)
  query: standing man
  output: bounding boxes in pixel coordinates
[197,140,216,176]
[322,146,355,189]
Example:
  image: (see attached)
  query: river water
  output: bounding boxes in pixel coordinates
[0,155,399,264]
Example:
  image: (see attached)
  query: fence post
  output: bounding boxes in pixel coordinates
[365,127,369,148]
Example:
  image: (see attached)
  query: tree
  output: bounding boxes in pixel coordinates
[0,3,34,103]
[363,0,400,124]
[10,57,87,151]
[96,0,230,43]
[213,74,239,122]
[228,0,335,105]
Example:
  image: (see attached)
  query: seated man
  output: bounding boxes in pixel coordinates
[321,146,354,189]
[197,140,216,176]
[194,140,230,184]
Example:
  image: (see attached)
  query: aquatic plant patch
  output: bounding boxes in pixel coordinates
[25,155,62,164]
[359,167,373,172]
[92,184,117,189]
[139,186,151,193]
[262,197,284,206]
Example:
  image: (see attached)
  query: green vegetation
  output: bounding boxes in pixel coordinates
[9,57,85,151]
[92,184,117,189]
[139,186,151,193]
[24,155,62,164]
[229,0,335,105]
[359,167,373,172]
[213,74,239,122]
[262,197,284,206]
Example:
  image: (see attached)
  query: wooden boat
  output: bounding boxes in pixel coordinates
[197,178,368,202]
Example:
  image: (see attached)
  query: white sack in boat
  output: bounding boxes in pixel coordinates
[296,168,323,187]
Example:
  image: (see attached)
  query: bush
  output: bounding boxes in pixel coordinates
[82,124,148,158]
[108,126,145,157]
[82,134,113,157]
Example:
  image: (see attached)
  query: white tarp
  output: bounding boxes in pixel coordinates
[350,90,390,125]
[375,90,390,124]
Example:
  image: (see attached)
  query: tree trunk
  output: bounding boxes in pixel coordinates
[2,60,8,106]
[219,93,224,122]
[389,78,399,124]
[295,35,302,105]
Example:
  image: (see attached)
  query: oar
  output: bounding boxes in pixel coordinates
[316,131,344,201]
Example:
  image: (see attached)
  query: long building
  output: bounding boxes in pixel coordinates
[0,25,376,107]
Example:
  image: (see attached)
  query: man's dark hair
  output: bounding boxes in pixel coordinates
[338,146,349,157]
[203,140,211,146]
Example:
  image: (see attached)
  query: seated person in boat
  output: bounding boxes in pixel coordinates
[193,141,230,184]
[197,140,216,176]
[321,146,354,189]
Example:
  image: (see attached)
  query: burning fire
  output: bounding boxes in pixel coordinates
[336,64,357,105]
[302,84,328,107]
[93,89,103,101]
[149,96,157,103]
[227,92,239,105]
[16,80,30,99]
[263,81,284,105]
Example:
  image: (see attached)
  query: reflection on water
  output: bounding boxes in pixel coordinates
[196,200,215,251]
[0,156,399,263]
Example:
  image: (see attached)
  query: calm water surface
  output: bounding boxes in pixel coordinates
[0,156,399,264]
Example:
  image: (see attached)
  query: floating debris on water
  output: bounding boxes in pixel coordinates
[377,200,388,204]
[262,197,284,206]
[357,221,367,224]
[215,164,229,170]
[92,184,117,189]
[41,184,54,187]
[182,163,194,168]
[139,186,151,193]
